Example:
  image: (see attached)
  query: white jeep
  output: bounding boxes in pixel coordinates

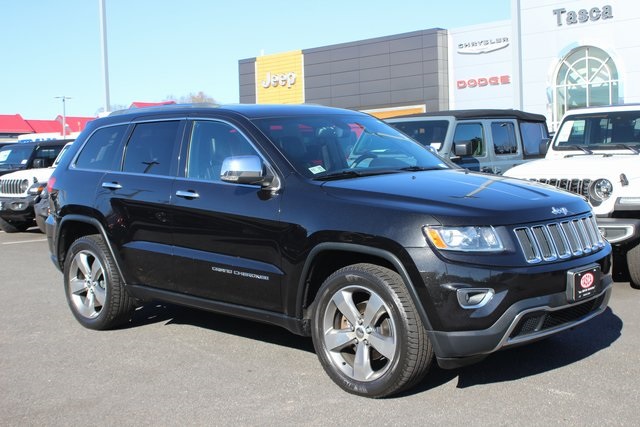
[505,105,640,288]
[0,142,72,233]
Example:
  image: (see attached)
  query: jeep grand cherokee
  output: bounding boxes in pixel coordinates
[46,104,612,398]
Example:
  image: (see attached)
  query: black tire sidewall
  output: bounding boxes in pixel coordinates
[63,236,118,330]
[311,264,414,398]
[627,243,640,289]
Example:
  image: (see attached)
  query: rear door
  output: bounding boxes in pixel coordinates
[97,119,184,290]
[169,118,284,311]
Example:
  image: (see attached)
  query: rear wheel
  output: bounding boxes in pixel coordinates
[63,235,135,329]
[627,243,640,289]
[311,263,433,398]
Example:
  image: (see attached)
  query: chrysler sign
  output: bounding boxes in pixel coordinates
[457,37,509,55]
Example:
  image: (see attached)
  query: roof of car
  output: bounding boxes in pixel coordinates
[1,139,73,149]
[386,109,547,122]
[106,103,364,121]
[559,104,640,116]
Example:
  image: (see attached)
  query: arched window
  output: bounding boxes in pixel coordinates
[552,46,619,129]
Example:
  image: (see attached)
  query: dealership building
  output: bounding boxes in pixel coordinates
[239,0,639,130]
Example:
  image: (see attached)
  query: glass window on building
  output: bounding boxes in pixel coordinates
[552,46,619,129]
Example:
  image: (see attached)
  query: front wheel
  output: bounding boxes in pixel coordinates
[627,243,640,289]
[311,263,433,398]
[63,235,135,329]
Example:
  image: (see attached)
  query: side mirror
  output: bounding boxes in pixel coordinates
[33,158,46,168]
[539,138,551,155]
[220,155,272,187]
[453,140,473,157]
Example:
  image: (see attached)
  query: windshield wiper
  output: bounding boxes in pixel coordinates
[314,169,399,181]
[399,166,442,172]
[570,145,593,154]
[612,144,640,154]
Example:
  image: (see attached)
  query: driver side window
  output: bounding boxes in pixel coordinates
[187,121,258,182]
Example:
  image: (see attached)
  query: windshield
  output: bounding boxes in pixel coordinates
[0,145,32,169]
[554,111,640,150]
[251,114,452,179]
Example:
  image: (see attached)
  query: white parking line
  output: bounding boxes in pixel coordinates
[2,238,47,245]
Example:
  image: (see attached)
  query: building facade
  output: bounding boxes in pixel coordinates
[239,0,639,130]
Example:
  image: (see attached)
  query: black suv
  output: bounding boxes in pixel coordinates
[47,104,612,398]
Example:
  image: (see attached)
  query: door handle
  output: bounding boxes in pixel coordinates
[175,190,200,199]
[101,182,122,190]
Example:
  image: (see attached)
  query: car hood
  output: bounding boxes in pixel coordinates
[505,154,640,180]
[321,169,589,226]
[0,166,54,182]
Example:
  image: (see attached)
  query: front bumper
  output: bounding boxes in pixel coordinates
[433,278,612,368]
[0,195,37,221]
[596,217,640,245]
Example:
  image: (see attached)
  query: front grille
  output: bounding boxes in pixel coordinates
[0,178,25,195]
[514,214,605,264]
[508,294,605,340]
[531,178,591,197]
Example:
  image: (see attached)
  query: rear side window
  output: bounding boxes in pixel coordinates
[520,122,549,156]
[75,125,128,171]
[123,121,180,176]
[491,122,517,154]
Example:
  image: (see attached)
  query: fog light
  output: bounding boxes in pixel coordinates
[457,288,495,309]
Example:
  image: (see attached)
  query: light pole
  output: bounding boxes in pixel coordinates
[99,0,111,113]
[55,96,72,137]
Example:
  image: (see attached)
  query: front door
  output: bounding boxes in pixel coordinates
[169,119,285,311]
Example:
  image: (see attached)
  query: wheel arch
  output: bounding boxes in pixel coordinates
[56,214,129,287]
[297,242,433,332]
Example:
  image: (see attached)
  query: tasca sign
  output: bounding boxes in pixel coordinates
[457,37,509,55]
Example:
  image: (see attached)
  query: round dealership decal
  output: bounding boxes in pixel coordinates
[580,272,595,289]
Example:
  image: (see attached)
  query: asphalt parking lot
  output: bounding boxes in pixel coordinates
[1,228,639,425]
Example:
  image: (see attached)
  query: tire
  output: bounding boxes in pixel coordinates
[311,263,433,398]
[0,216,30,233]
[35,215,46,234]
[627,243,640,289]
[63,235,135,330]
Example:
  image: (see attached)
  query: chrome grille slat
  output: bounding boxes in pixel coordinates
[530,178,591,197]
[0,178,24,195]
[515,214,604,264]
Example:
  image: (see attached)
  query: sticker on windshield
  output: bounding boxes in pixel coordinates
[21,159,28,165]
[0,151,9,162]
[309,165,326,174]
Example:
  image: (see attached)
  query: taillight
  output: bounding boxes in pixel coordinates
[47,176,56,193]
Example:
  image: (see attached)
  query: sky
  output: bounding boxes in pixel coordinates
[0,0,511,120]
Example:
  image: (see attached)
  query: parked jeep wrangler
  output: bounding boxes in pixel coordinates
[385,109,550,174]
[505,105,640,288]
[47,104,611,398]
[0,142,72,233]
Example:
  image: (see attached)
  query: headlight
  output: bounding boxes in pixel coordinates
[27,181,46,195]
[20,179,30,193]
[590,179,613,202]
[423,226,504,252]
